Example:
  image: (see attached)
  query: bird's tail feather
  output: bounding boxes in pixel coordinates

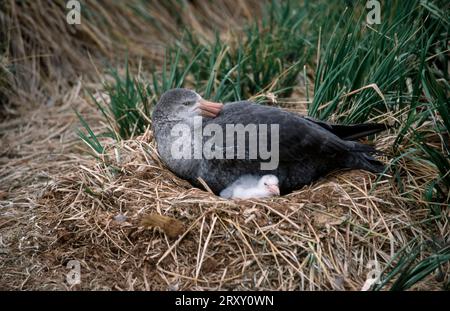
[304,117,389,140]
[330,123,389,140]
[347,152,385,173]
[351,141,385,155]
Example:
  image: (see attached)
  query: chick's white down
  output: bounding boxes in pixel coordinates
[220,174,280,199]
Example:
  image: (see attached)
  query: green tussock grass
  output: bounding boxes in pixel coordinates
[374,240,450,291]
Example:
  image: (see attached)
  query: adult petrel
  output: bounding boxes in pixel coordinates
[152,88,386,195]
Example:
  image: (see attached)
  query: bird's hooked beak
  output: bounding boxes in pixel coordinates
[197,99,223,118]
[267,185,280,196]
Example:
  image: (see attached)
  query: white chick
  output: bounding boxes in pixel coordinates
[219,174,280,199]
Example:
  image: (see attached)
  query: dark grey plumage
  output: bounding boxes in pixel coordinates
[152,88,387,195]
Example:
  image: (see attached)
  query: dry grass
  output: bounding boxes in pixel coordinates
[0,0,262,110]
[0,0,448,290]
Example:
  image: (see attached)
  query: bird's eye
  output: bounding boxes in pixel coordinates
[264,183,268,186]
[183,101,193,106]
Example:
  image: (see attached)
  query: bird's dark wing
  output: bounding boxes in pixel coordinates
[203,101,375,163]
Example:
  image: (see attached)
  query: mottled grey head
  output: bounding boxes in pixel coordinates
[152,88,199,122]
[152,88,223,123]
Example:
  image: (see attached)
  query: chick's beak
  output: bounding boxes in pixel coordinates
[198,99,223,118]
[267,185,280,196]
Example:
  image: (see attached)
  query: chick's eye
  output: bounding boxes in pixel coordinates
[264,183,268,186]
[183,101,193,106]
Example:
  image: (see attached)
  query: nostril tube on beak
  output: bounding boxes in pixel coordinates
[198,99,223,118]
